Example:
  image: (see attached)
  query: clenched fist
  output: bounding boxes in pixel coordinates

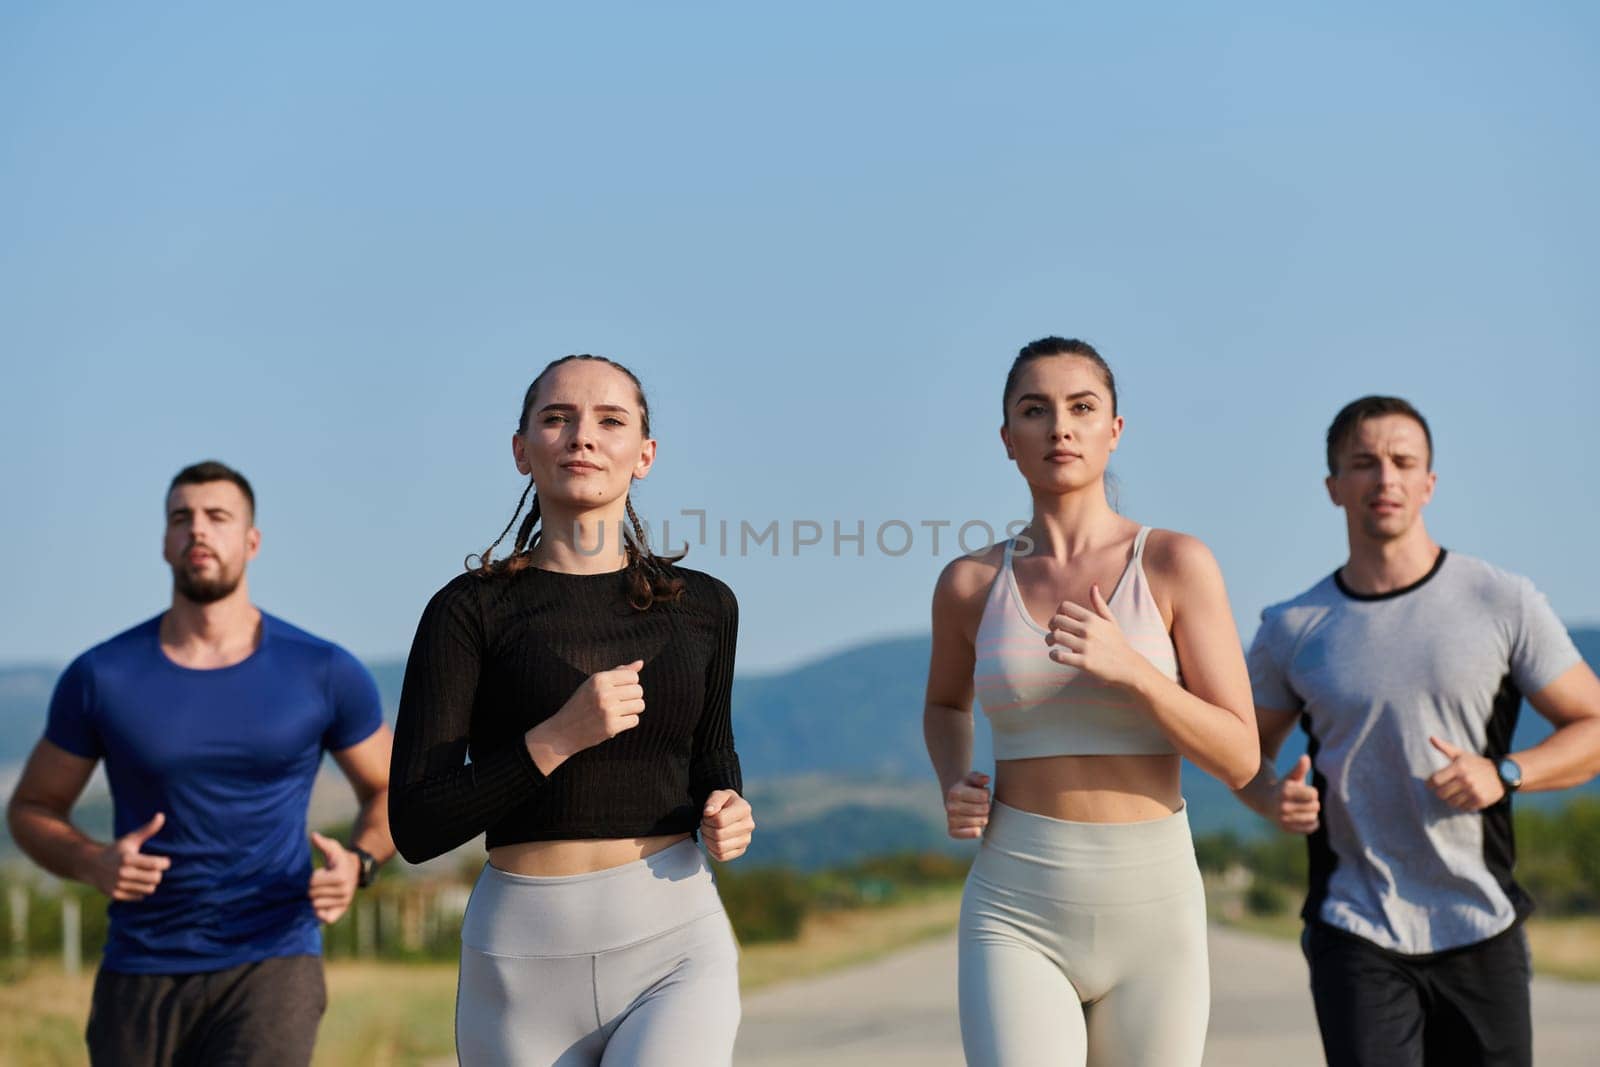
[86,812,171,902]
[1046,584,1146,689]
[700,790,754,862]
[308,832,360,925]
[533,660,648,761]
[1426,737,1506,813]
[1275,755,1321,834]
[945,771,992,840]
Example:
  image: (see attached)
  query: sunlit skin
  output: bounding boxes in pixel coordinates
[1323,414,1437,553]
[162,481,259,619]
[497,359,755,875]
[511,360,657,569]
[1240,411,1600,829]
[925,354,1258,834]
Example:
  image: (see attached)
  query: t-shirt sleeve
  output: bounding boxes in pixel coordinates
[1247,608,1303,712]
[689,576,742,808]
[323,647,385,752]
[1509,577,1583,696]
[44,655,102,760]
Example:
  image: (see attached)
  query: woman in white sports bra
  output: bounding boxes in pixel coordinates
[924,336,1259,1067]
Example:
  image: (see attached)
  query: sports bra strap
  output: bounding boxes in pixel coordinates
[1133,525,1152,559]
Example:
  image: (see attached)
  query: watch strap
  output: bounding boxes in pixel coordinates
[351,845,378,888]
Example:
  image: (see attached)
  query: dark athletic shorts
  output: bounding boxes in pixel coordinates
[1303,920,1531,1067]
[86,953,326,1067]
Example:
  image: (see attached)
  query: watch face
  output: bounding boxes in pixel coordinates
[1498,758,1523,789]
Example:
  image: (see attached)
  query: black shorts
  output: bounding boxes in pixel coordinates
[86,953,327,1067]
[1303,920,1531,1067]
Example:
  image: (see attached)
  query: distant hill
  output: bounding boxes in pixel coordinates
[4,628,1598,863]
[0,666,60,784]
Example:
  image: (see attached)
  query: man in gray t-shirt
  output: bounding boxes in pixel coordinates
[1237,396,1600,1067]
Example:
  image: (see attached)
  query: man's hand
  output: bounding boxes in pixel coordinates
[944,770,991,840]
[700,790,754,862]
[1275,756,1321,834]
[308,832,359,924]
[86,812,171,901]
[1427,737,1506,812]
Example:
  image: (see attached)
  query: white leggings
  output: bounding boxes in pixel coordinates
[958,801,1210,1067]
[455,839,741,1066]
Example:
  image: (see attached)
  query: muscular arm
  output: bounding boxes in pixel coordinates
[333,724,396,863]
[5,739,102,883]
[6,740,169,899]
[1514,661,1600,792]
[1128,534,1259,789]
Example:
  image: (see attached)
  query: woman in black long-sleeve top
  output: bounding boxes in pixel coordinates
[389,354,753,1067]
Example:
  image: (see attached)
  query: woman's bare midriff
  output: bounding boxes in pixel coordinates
[488,832,692,877]
[993,753,1183,822]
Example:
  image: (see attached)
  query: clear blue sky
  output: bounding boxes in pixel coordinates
[3,2,1596,672]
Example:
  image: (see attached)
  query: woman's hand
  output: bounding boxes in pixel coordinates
[700,790,754,861]
[944,770,991,839]
[526,660,645,773]
[1046,585,1149,689]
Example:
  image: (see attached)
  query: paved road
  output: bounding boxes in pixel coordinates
[737,926,1598,1065]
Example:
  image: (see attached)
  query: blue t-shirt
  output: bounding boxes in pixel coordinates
[45,612,383,974]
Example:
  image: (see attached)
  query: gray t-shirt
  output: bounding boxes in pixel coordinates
[1248,549,1581,955]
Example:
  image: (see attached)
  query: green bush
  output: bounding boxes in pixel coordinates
[1193,830,1241,874]
[714,865,809,943]
[1245,879,1288,917]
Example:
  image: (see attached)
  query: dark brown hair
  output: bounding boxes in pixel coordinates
[1002,337,1118,421]
[168,460,256,518]
[469,355,685,610]
[1325,395,1433,475]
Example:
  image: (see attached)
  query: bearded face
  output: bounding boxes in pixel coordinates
[163,481,258,606]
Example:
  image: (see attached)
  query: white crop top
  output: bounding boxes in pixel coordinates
[973,527,1180,759]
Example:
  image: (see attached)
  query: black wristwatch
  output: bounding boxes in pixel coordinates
[1496,757,1524,796]
[351,845,378,888]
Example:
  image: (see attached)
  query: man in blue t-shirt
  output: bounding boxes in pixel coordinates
[5,461,395,1067]
[1236,397,1600,1067]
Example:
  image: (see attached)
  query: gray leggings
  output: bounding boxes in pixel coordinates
[456,839,741,1066]
[959,801,1210,1066]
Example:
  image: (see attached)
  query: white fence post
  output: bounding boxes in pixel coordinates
[356,898,376,958]
[62,894,81,977]
[7,885,26,965]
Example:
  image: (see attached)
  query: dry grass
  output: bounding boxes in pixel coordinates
[1522,916,1600,983]
[0,962,94,1067]
[1207,891,1600,984]
[0,960,464,1067]
[738,887,964,990]
[0,892,967,1066]
[10,891,1580,1066]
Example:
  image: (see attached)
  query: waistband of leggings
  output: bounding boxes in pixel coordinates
[983,798,1195,867]
[461,838,724,957]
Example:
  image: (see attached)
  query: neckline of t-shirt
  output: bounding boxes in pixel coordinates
[524,564,630,578]
[1332,548,1448,602]
[151,611,272,674]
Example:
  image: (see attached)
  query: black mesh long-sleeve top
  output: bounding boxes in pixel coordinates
[388,564,742,864]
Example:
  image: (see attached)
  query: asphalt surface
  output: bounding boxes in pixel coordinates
[736,925,1599,1065]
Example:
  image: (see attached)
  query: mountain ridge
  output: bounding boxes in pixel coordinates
[4,629,1597,853]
